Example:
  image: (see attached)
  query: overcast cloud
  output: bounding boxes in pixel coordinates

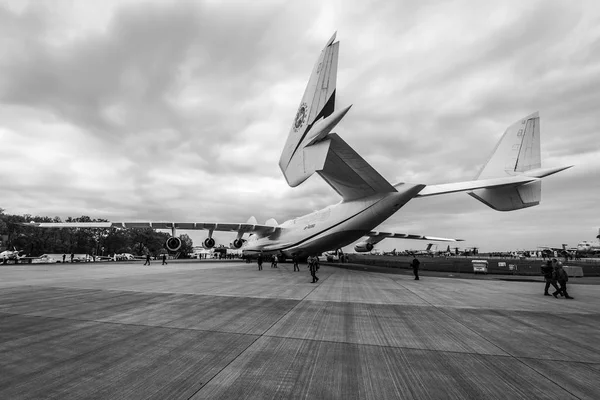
[1,0,599,252]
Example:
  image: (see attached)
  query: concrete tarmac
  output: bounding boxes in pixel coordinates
[1,261,599,399]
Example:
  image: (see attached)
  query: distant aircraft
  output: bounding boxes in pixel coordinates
[405,243,436,256]
[576,229,600,255]
[383,248,397,256]
[22,33,571,259]
[450,246,479,256]
[0,248,25,263]
[538,244,575,258]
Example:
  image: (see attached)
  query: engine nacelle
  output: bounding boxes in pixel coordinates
[166,237,182,252]
[354,242,374,253]
[232,239,245,249]
[203,237,216,249]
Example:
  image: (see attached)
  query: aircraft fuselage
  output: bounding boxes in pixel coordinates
[242,184,424,258]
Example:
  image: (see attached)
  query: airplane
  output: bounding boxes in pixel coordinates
[450,246,480,256]
[0,247,25,263]
[575,228,600,255]
[21,33,571,260]
[404,243,437,256]
[538,244,575,258]
[383,248,397,256]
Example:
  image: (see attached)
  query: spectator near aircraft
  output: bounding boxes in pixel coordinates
[411,257,420,280]
[541,260,560,297]
[552,261,574,299]
[307,255,319,283]
[257,252,263,271]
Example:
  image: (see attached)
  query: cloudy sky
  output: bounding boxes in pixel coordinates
[1,0,599,252]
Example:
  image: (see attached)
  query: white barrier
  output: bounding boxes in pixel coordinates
[563,265,584,277]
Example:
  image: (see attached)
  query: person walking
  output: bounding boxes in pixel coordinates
[292,254,299,272]
[308,255,319,283]
[271,254,278,268]
[70,253,75,263]
[541,260,560,296]
[162,254,168,265]
[553,262,574,299]
[257,252,263,271]
[62,254,66,263]
[411,257,420,280]
[144,254,151,266]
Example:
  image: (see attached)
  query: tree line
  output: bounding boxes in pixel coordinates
[0,209,193,257]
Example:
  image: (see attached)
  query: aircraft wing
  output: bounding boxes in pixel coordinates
[364,231,464,245]
[21,221,281,236]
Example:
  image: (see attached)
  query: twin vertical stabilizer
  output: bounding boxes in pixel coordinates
[279,33,340,187]
[468,112,543,211]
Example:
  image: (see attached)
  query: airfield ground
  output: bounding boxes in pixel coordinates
[1,260,599,399]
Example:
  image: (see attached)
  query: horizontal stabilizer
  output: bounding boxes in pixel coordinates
[318,134,396,201]
[415,175,537,197]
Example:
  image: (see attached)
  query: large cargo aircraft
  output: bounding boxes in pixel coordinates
[24,33,571,259]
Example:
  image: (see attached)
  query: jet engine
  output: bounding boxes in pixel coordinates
[232,239,245,249]
[203,237,216,249]
[166,237,182,252]
[354,242,374,253]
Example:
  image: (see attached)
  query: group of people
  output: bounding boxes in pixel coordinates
[255,253,319,282]
[143,254,168,266]
[541,258,574,299]
[61,253,75,263]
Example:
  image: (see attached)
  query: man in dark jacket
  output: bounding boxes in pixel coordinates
[553,263,574,299]
[257,253,263,271]
[308,255,319,283]
[411,257,420,280]
[541,260,560,296]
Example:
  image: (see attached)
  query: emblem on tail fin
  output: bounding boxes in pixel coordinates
[294,103,308,131]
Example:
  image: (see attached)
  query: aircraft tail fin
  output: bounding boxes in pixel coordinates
[474,112,541,180]
[279,33,340,187]
[277,33,396,201]
[468,112,544,211]
[414,112,571,211]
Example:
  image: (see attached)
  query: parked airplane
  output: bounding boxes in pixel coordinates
[0,248,25,263]
[576,228,600,255]
[404,243,436,256]
[538,244,575,258]
[22,33,571,259]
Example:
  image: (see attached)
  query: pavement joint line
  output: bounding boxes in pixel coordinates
[0,310,264,338]
[4,308,599,367]
[389,274,585,399]
[185,266,331,399]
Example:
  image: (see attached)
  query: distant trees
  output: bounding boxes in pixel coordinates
[0,209,191,257]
